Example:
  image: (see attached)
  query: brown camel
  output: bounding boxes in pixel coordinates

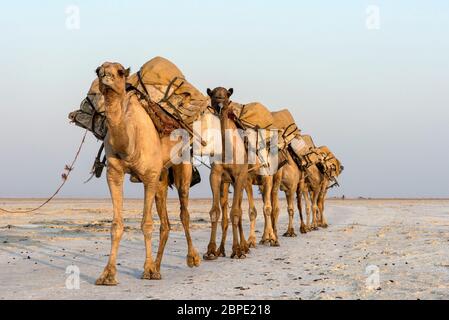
[94,62,200,285]
[203,87,250,260]
[309,146,343,228]
[203,87,279,260]
[276,151,307,237]
[295,140,343,230]
[78,77,202,279]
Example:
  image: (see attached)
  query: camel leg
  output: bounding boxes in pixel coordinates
[310,190,319,230]
[154,170,170,275]
[303,186,312,231]
[245,181,258,248]
[217,182,229,257]
[230,173,247,259]
[141,173,160,280]
[318,181,329,228]
[270,173,282,246]
[238,191,250,254]
[175,165,201,267]
[96,164,124,286]
[260,177,276,246]
[283,188,297,237]
[296,187,307,234]
[204,167,222,260]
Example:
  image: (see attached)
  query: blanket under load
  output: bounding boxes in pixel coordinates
[127,56,209,129]
[68,79,107,140]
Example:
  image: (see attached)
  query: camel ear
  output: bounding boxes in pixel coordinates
[95,67,101,77]
[124,67,131,78]
[207,88,212,97]
[228,88,234,97]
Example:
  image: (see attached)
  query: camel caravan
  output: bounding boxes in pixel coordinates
[69,56,343,285]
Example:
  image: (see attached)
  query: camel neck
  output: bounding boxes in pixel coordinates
[220,103,245,164]
[104,91,130,154]
[104,91,125,126]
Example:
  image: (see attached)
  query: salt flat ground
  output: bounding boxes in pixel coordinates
[0,198,448,300]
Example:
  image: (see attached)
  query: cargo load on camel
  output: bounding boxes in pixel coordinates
[68,56,205,184]
[314,146,343,178]
[70,56,209,138]
[271,109,301,150]
[127,56,209,135]
[231,102,274,130]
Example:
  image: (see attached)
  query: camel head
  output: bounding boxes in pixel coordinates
[96,62,130,96]
[206,87,233,114]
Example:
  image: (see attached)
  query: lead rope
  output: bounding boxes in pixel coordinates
[0,130,88,214]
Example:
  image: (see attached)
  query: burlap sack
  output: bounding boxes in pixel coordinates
[232,102,274,130]
[127,56,209,126]
[301,135,316,149]
[271,109,301,149]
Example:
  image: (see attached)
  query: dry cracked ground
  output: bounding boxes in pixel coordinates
[0,198,448,299]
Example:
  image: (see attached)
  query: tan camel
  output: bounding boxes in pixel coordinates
[310,146,343,228]
[297,143,343,230]
[203,87,250,260]
[94,62,200,285]
[203,87,279,260]
[78,77,202,281]
[276,151,307,236]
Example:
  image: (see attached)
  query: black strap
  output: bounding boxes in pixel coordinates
[137,70,150,99]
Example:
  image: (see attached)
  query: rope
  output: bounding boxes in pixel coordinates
[0,130,89,214]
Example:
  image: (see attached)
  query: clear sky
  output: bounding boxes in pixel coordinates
[0,1,448,198]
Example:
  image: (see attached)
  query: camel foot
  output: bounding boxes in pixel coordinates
[283,228,297,237]
[271,239,280,247]
[240,241,250,254]
[311,224,319,231]
[203,243,218,261]
[259,238,273,246]
[299,223,307,234]
[230,246,246,259]
[216,244,226,257]
[320,222,328,228]
[142,270,161,280]
[95,266,118,286]
[247,235,257,248]
[187,250,201,268]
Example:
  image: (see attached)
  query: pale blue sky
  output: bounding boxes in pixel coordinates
[0,1,448,198]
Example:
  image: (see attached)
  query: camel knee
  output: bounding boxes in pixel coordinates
[180,208,191,222]
[263,205,272,217]
[209,207,220,223]
[288,208,294,217]
[220,199,228,210]
[249,207,257,220]
[231,210,241,225]
[159,219,170,233]
[111,219,124,237]
[141,220,154,235]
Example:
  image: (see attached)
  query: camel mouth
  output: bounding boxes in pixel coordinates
[68,111,76,121]
[101,75,115,87]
